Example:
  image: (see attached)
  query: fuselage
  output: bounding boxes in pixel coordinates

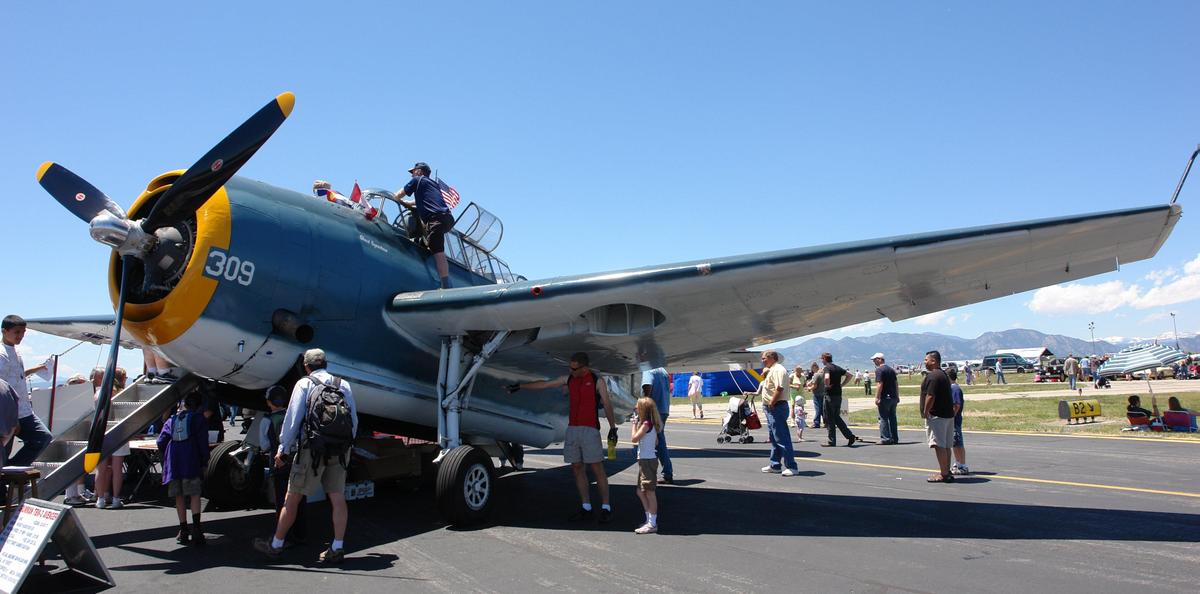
[113,175,585,447]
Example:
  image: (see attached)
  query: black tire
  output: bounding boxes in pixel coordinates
[745,435,754,444]
[716,435,724,444]
[204,440,262,509]
[436,446,496,526]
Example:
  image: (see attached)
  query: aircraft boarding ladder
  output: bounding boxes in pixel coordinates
[31,374,201,499]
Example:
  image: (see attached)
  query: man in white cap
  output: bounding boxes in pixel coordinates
[872,353,899,445]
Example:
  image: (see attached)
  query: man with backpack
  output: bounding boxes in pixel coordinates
[255,349,357,564]
[507,352,619,523]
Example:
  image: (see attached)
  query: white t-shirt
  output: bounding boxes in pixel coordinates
[687,375,703,396]
[637,421,657,459]
[0,345,31,418]
[758,364,788,402]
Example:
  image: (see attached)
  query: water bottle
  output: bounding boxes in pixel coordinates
[607,435,617,461]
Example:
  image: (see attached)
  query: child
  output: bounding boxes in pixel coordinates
[792,393,807,442]
[630,396,662,534]
[948,370,968,475]
[157,392,211,546]
[260,385,307,545]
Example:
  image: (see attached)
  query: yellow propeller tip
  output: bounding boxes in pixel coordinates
[276,92,295,118]
[36,161,54,182]
[83,452,101,474]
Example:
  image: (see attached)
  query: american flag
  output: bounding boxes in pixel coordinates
[436,178,461,209]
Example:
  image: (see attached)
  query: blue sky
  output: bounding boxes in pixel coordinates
[3,1,1198,379]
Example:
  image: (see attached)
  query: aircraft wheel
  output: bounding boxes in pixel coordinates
[436,445,496,527]
[204,440,262,509]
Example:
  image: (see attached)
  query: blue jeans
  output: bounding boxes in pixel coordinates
[811,393,824,427]
[1068,375,1077,390]
[996,371,1006,384]
[764,401,797,471]
[7,414,54,466]
[877,398,899,443]
[656,413,673,479]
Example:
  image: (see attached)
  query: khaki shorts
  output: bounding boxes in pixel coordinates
[688,392,702,405]
[926,416,955,448]
[168,477,203,497]
[637,459,658,492]
[563,426,604,465]
[287,448,348,497]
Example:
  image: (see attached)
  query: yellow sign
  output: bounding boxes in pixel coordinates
[1058,399,1101,422]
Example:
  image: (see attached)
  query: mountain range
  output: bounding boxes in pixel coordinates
[777,329,1200,369]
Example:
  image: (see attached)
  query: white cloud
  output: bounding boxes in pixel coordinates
[914,311,948,326]
[1101,336,1126,343]
[1029,253,1200,315]
[1133,274,1200,309]
[1184,253,1200,276]
[1140,312,1171,323]
[1027,280,1141,314]
[1145,267,1177,286]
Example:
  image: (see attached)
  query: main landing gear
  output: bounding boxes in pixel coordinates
[433,331,509,526]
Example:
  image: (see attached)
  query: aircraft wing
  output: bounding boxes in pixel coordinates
[389,204,1181,374]
[25,315,143,350]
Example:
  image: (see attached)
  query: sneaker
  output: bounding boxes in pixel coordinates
[81,489,96,502]
[568,508,594,522]
[957,464,970,475]
[781,468,796,477]
[634,523,657,534]
[599,508,612,524]
[176,526,191,545]
[95,498,109,510]
[63,495,87,506]
[319,547,345,564]
[657,476,674,485]
[820,442,835,447]
[107,498,124,510]
[846,435,858,447]
[253,537,283,558]
[761,466,782,473]
[513,462,524,471]
[192,525,206,546]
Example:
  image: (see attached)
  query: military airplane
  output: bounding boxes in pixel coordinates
[27,92,1189,525]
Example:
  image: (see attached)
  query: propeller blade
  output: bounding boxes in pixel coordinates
[36,162,126,222]
[84,254,134,473]
[142,92,295,231]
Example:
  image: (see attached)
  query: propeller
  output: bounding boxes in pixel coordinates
[36,92,295,472]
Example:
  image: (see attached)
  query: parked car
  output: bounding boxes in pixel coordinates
[980,353,1035,374]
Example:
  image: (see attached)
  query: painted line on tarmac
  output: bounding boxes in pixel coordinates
[670,418,1200,444]
[661,443,1200,499]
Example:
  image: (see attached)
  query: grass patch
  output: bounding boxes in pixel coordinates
[847,391,1200,437]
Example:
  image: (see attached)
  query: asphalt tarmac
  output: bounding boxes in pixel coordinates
[24,420,1200,594]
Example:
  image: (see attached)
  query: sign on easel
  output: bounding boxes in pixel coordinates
[0,499,113,593]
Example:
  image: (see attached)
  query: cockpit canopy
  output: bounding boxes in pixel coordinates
[361,188,521,284]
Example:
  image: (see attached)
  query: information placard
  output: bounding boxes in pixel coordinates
[0,499,112,593]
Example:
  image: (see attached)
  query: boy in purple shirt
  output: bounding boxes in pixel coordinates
[157,392,210,546]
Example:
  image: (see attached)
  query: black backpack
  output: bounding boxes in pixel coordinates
[301,374,354,466]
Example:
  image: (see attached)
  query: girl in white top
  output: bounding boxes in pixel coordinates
[631,396,662,534]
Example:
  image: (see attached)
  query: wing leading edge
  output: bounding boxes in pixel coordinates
[388,204,1181,374]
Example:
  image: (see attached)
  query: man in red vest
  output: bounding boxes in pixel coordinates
[508,352,618,522]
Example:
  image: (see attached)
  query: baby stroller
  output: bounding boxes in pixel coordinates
[717,396,758,444]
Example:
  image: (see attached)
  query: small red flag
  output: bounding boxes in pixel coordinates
[350,182,362,204]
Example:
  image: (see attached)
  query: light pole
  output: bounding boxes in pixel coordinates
[1170,312,1179,350]
[1088,321,1096,356]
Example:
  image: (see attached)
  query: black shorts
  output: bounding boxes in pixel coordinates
[424,212,455,253]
